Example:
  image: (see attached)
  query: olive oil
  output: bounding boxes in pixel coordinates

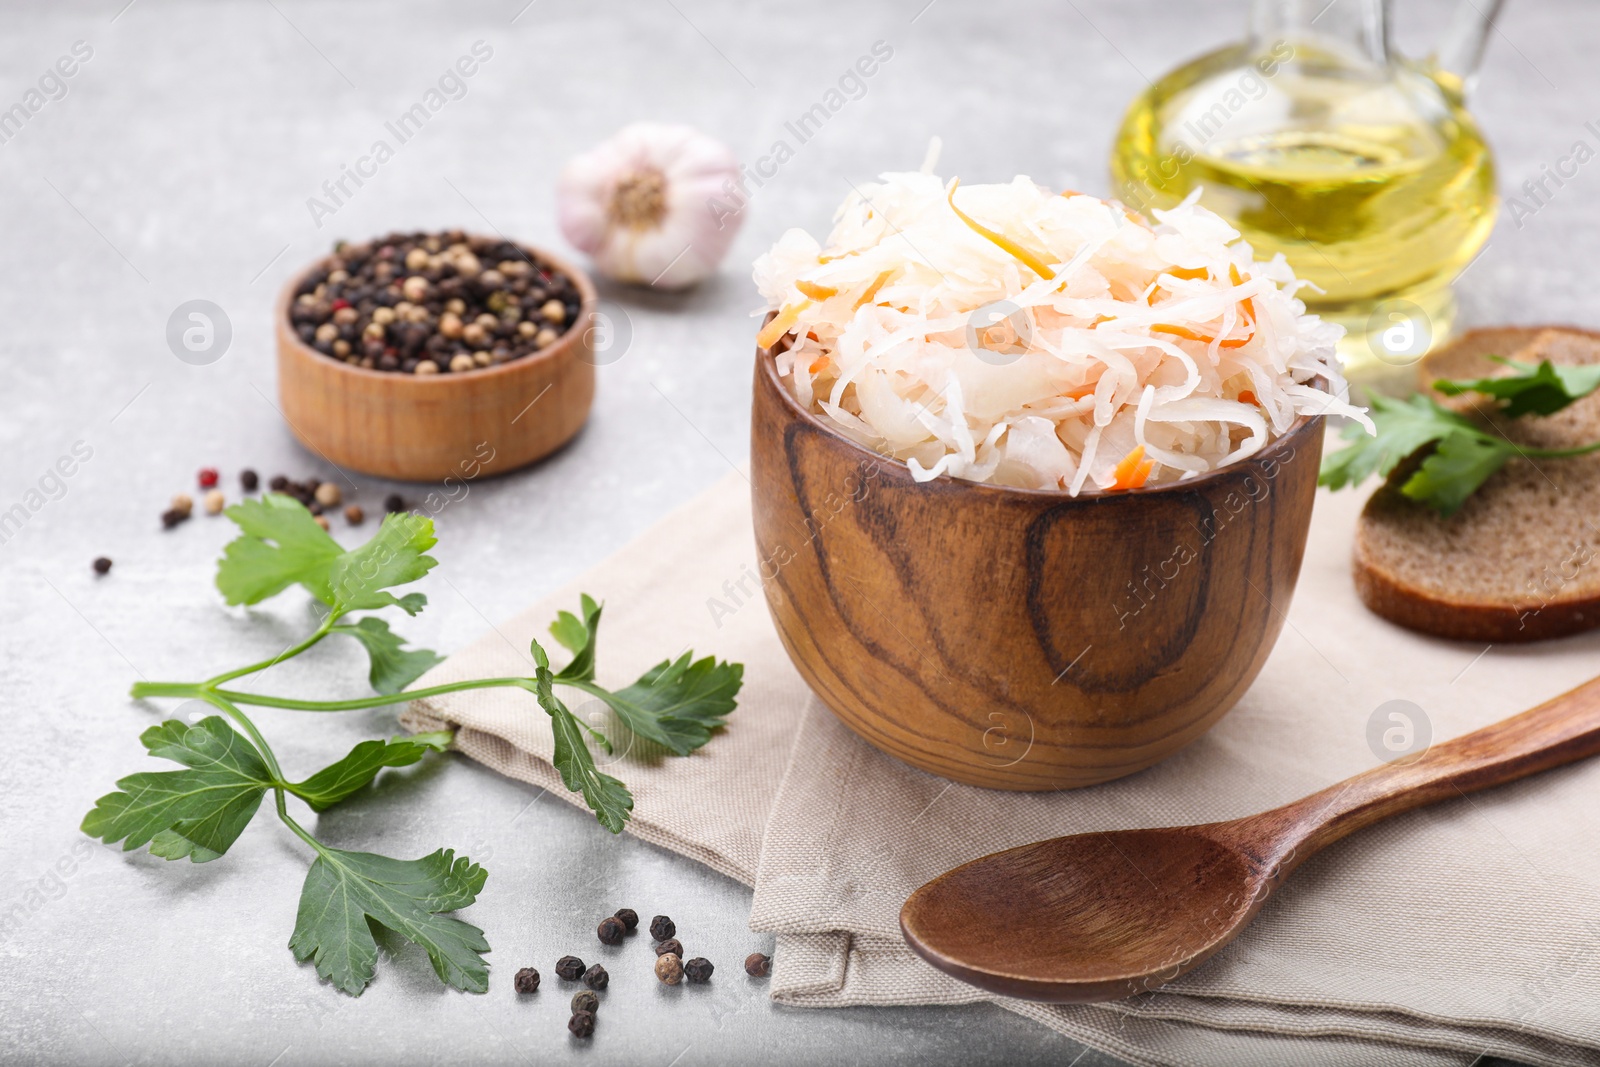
[1111,42,1497,379]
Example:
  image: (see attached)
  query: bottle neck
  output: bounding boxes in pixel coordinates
[1251,0,1390,67]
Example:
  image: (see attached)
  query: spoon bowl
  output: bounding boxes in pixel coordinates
[902,823,1273,1002]
[902,674,1600,1002]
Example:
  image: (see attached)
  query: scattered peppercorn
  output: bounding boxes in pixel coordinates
[198,468,219,488]
[269,474,290,492]
[314,516,330,531]
[240,469,260,492]
[555,956,586,981]
[567,1010,595,1038]
[313,482,342,507]
[654,953,683,986]
[684,957,714,983]
[597,916,625,946]
[745,952,771,978]
[170,493,194,518]
[614,908,639,932]
[289,231,583,375]
[161,508,188,530]
[203,489,225,515]
[582,964,608,990]
[570,990,598,1015]
[654,938,683,958]
[92,556,112,575]
[513,967,540,994]
[384,493,406,514]
[344,504,365,525]
[649,915,675,941]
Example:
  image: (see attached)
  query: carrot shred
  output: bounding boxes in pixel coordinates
[1151,323,1252,349]
[1110,445,1154,490]
[946,179,1056,281]
[1238,389,1257,405]
[1229,263,1256,322]
[853,270,893,309]
[1166,266,1209,280]
[795,280,838,301]
[757,300,811,350]
[809,356,829,374]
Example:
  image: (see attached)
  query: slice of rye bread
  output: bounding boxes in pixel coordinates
[1353,326,1600,642]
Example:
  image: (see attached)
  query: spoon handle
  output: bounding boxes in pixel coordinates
[1262,674,1600,862]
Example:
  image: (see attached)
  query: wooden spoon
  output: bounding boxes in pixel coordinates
[900,674,1600,1003]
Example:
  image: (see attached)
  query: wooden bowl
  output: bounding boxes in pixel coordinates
[750,339,1325,791]
[276,241,596,482]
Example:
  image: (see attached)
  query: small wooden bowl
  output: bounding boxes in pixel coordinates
[751,338,1325,791]
[276,241,596,482]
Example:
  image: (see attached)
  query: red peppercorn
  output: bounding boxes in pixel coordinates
[198,468,219,488]
[330,298,351,311]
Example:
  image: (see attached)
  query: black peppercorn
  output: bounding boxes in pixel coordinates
[745,952,771,977]
[654,938,683,958]
[567,1010,595,1038]
[649,915,675,941]
[513,967,540,994]
[613,908,639,932]
[92,556,112,575]
[161,507,188,530]
[684,957,714,983]
[571,989,599,1015]
[240,469,259,492]
[597,916,625,945]
[268,474,289,491]
[582,964,608,990]
[384,493,406,513]
[555,955,585,981]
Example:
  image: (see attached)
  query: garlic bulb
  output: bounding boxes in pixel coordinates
[557,123,743,290]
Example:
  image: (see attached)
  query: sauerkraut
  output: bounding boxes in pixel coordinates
[753,158,1367,493]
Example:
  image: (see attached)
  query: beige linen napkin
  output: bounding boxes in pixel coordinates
[403,466,1600,1067]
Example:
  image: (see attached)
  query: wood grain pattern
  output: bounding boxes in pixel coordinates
[276,242,596,483]
[900,672,1600,1002]
[750,337,1325,790]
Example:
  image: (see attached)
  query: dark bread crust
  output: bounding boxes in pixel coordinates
[1352,326,1600,643]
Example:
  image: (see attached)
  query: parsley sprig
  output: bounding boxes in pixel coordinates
[1319,356,1600,516]
[84,494,742,996]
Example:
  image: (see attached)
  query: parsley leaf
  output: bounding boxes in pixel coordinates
[331,617,443,695]
[216,495,437,615]
[289,732,453,813]
[585,654,744,756]
[551,593,601,683]
[215,495,342,606]
[288,846,489,996]
[323,512,439,613]
[529,639,633,833]
[543,593,744,757]
[1398,431,1514,517]
[1318,394,1475,491]
[81,716,274,862]
[1435,356,1600,418]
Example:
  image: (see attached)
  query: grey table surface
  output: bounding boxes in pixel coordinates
[0,0,1585,1063]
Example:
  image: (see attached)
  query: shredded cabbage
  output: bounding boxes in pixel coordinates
[752,161,1369,492]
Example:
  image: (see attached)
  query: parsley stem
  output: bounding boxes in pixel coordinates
[1521,440,1600,459]
[203,611,342,688]
[208,677,534,711]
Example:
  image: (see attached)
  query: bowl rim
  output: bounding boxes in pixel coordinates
[755,329,1327,502]
[276,233,599,386]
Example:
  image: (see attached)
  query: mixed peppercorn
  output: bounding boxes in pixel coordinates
[289,231,583,375]
[517,907,770,1038]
